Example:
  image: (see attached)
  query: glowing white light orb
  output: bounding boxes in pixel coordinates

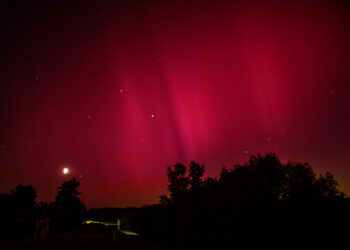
[63,167,69,175]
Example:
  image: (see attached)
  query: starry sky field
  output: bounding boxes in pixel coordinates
[1,0,350,207]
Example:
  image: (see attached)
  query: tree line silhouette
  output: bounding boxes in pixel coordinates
[133,153,350,250]
[1,153,349,249]
[0,178,86,244]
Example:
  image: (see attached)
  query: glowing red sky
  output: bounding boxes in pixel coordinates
[1,1,350,207]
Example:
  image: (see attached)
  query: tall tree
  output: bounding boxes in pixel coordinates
[52,178,86,231]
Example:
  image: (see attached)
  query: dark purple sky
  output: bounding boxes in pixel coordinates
[1,0,350,207]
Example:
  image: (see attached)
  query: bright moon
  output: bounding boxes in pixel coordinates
[63,167,69,175]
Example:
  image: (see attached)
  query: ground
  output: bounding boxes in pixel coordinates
[1,224,157,250]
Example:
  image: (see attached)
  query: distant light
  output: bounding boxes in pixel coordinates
[63,167,69,175]
[151,114,155,118]
[120,89,123,93]
[82,220,138,235]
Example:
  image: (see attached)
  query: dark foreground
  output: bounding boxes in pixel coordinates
[1,224,156,250]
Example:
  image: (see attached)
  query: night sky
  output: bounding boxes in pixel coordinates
[1,0,350,208]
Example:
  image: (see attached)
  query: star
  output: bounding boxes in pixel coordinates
[151,114,155,118]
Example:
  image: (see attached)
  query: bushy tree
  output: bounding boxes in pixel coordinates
[164,161,206,202]
[188,161,205,189]
[316,172,345,201]
[0,184,37,243]
[11,184,37,213]
[166,163,189,200]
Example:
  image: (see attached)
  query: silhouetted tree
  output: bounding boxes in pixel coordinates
[152,153,349,250]
[188,161,205,189]
[0,185,37,243]
[55,178,82,205]
[284,162,317,204]
[167,163,189,200]
[159,195,171,205]
[316,171,345,201]
[11,184,37,210]
[11,185,37,237]
[52,178,86,231]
